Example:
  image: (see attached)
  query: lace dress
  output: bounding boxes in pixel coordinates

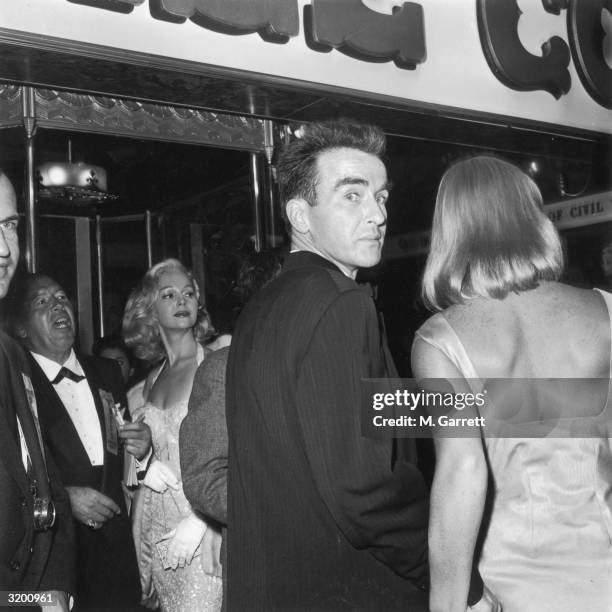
[130,358,222,612]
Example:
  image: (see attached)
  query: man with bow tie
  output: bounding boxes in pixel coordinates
[12,272,150,611]
[0,171,75,612]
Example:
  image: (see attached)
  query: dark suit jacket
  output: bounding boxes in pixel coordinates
[27,353,141,611]
[181,346,229,526]
[181,346,229,607]
[0,331,75,598]
[226,252,429,611]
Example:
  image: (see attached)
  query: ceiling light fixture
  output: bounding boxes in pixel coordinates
[37,139,118,204]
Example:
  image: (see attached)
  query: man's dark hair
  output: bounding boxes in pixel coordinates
[92,334,131,358]
[6,271,42,328]
[277,119,386,208]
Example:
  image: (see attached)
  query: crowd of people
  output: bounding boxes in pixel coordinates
[0,118,610,612]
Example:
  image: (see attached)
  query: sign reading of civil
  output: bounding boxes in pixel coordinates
[544,191,612,230]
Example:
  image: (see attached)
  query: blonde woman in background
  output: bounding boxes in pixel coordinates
[123,258,222,612]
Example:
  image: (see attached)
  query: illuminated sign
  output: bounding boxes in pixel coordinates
[386,192,612,261]
[545,191,612,230]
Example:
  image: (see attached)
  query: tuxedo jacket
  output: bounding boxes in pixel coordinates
[0,331,75,596]
[27,353,141,610]
[226,252,429,611]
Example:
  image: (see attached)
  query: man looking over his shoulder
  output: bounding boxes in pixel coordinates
[0,171,74,611]
[226,119,430,611]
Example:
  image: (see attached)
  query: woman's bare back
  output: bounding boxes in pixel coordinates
[443,282,610,380]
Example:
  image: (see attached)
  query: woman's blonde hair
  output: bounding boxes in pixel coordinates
[422,155,563,311]
[122,258,214,362]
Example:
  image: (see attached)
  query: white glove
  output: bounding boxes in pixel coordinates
[162,513,207,569]
[142,459,180,493]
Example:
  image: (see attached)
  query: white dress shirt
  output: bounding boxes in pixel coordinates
[31,350,104,466]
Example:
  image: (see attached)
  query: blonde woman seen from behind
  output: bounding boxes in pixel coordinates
[123,258,222,612]
[412,156,612,612]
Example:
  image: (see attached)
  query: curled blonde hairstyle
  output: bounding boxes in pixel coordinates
[422,155,563,311]
[122,258,214,362]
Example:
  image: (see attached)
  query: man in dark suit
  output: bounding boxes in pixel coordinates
[225,120,432,611]
[0,171,74,611]
[13,272,150,611]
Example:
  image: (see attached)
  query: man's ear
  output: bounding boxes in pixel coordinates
[285,198,310,234]
[15,324,27,339]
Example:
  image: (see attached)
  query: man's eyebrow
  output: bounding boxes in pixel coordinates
[27,289,48,301]
[333,177,393,192]
[333,176,368,190]
[0,214,19,224]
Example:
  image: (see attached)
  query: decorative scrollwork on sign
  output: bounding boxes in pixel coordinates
[477,0,571,99]
[306,0,426,69]
[67,0,144,15]
[149,0,299,43]
[31,88,266,152]
[567,0,612,109]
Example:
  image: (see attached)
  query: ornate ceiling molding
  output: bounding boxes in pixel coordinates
[0,85,267,151]
[0,84,24,128]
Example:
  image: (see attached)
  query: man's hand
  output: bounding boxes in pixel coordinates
[200,523,223,576]
[119,416,152,460]
[65,486,121,529]
[468,585,502,611]
[143,459,180,493]
[41,590,70,612]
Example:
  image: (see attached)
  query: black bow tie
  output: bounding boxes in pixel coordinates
[52,367,86,385]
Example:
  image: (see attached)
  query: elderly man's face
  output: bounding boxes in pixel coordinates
[20,275,76,364]
[0,175,19,299]
[302,147,388,279]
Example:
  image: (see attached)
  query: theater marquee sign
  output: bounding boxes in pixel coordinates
[64,0,610,109]
[1,0,611,133]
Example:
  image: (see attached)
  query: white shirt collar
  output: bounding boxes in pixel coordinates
[30,349,83,382]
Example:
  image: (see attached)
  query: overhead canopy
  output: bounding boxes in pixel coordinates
[0,0,610,163]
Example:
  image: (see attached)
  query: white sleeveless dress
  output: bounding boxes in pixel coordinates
[415,289,612,612]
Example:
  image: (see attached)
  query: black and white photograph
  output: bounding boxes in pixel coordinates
[0,1,610,611]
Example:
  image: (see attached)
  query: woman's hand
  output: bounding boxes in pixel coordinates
[142,459,180,493]
[469,586,502,611]
[163,513,207,570]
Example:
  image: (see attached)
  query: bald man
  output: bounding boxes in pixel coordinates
[0,172,75,611]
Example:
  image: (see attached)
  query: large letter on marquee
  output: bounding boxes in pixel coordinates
[567,0,612,109]
[306,0,426,70]
[150,0,299,43]
[67,0,143,12]
[477,0,571,98]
